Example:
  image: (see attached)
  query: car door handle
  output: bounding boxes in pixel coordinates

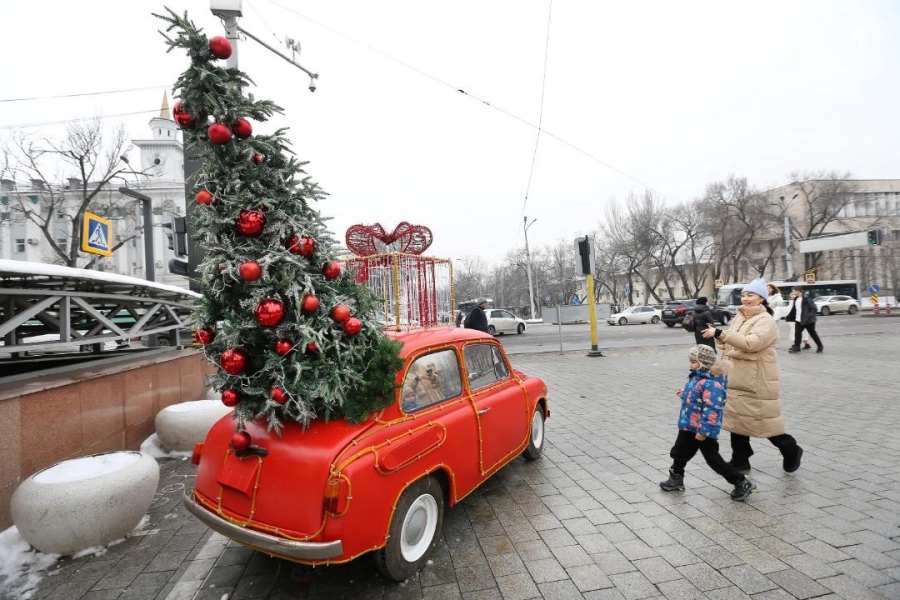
[478,407,491,415]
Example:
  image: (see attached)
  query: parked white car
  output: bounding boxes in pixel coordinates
[813,295,859,315]
[485,309,526,335]
[607,306,661,326]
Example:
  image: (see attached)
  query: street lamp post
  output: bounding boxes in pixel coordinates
[780,194,798,281]
[119,186,157,348]
[523,216,537,319]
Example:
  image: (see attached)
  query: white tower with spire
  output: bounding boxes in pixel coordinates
[132,92,184,184]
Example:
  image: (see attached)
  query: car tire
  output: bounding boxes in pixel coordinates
[650,316,660,324]
[848,305,858,315]
[517,323,525,334]
[720,314,730,325]
[522,405,545,461]
[821,307,830,316]
[665,322,675,328]
[488,325,496,335]
[374,477,444,582]
[618,317,627,326]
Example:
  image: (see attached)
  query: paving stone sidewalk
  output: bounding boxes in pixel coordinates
[24,331,900,600]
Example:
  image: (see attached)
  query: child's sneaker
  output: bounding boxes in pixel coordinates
[659,469,684,491]
[731,478,756,501]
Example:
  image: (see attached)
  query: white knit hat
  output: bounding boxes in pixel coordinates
[743,278,769,299]
[689,345,717,370]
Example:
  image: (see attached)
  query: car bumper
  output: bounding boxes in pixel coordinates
[183,492,343,560]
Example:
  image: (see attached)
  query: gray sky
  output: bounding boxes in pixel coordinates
[2,0,898,265]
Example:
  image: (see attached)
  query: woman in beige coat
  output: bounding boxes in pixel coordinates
[701,278,803,473]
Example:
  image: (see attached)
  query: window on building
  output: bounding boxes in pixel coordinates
[1,212,9,221]
[15,238,25,253]
[27,194,39,205]
[56,238,68,252]
[0,196,7,205]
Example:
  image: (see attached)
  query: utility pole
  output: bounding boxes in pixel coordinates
[118,186,157,348]
[524,216,537,319]
[781,194,796,281]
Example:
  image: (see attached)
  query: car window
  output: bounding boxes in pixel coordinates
[463,343,510,390]
[501,310,515,319]
[401,349,463,413]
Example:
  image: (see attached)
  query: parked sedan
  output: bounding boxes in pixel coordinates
[485,309,526,335]
[607,306,661,325]
[813,295,859,315]
[184,328,549,582]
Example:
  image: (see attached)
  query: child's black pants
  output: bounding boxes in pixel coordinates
[670,430,744,484]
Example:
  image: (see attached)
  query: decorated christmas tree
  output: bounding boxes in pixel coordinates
[156,9,403,431]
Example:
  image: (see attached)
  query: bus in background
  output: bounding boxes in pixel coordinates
[715,280,861,319]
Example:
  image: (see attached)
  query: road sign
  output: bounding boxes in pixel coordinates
[81,212,112,257]
[624,285,631,294]
[869,284,880,294]
[714,279,724,288]
[804,272,816,284]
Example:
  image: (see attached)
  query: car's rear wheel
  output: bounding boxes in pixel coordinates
[488,325,496,335]
[720,314,730,325]
[665,322,675,328]
[374,477,444,582]
[522,405,545,461]
[821,307,830,316]
[651,316,660,324]
[517,323,525,334]
[618,317,627,326]
[848,305,858,314]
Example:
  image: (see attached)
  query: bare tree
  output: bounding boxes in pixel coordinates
[1,119,142,267]
[785,170,856,272]
[453,256,490,304]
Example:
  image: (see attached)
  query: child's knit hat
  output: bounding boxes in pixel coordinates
[689,345,717,370]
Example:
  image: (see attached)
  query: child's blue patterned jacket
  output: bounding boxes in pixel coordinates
[678,364,728,439]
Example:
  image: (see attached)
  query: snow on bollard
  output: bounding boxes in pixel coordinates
[11,451,159,555]
[154,399,233,452]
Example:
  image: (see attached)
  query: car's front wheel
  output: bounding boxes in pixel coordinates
[720,314,730,325]
[374,477,444,582]
[522,405,545,461]
[665,322,675,328]
[650,316,660,324]
[517,323,525,334]
[488,325,496,335]
[821,307,830,316]
[848,305,858,315]
[618,317,627,326]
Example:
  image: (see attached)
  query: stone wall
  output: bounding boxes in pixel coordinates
[0,349,214,530]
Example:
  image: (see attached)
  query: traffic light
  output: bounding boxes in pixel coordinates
[574,235,594,275]
[867,229,882,246]
[163,216,190,275]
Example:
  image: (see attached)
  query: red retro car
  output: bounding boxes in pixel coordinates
[184,328,549,581]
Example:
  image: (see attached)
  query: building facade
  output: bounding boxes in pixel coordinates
[0,95,188,289]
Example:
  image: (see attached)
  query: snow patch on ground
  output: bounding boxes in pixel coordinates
[0,527,59,600]
[140,433,192,459]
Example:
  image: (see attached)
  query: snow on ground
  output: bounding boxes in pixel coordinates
[140,433,192,459]
[0,527,59,600]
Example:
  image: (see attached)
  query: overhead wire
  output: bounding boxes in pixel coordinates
[0,109,161,131]
[0,85,171,104]
[522,0,553,217]
[260,0,669,201]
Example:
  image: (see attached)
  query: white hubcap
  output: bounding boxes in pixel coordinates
[400,493,438,561]
[531,410,544,448]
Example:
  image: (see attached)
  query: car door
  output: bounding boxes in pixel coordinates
[499,310,519,332]
[463,342,527,475]
[638,307,652,323]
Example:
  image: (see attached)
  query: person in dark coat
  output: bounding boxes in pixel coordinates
[786,286,823,353]
[464,298,489,333]
[692,297,716,350]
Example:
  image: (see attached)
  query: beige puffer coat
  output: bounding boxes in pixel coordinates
[716,304,786,438]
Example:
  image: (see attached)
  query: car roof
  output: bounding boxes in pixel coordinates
[385,328,495,358]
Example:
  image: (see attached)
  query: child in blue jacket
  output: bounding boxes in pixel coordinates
[660,345,756,501]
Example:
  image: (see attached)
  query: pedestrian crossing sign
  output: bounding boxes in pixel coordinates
[81,212,112,257]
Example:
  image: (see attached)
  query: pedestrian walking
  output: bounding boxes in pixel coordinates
[786,285,824,354]
[701,278,804,473]
[691,297,716,350]
[659,345,756,501]
[463,298,490,333]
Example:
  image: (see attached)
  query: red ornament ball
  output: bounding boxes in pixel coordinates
[232,118,252,139]
[286,234,315,257]
[331,304,351,323]
[209,36,233,59]
[252,153,264,164]
[343,317,363,336]
[195,189,213,205]
[196,327,216,345]
[172,100,196,128]
[239,260,262,282]
[275,339,293,356]
[271,388,287,405]
[220,348,249,375]
[255,298,285,327]
[306,341,319,353]
[236,210,266,236]
[301,294,320,314]
[222,389,240,407]
[322,261,341,280]
[207,122,232,144]
[231,430,251,451]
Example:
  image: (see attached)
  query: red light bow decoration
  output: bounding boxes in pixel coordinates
[345,222,433,256]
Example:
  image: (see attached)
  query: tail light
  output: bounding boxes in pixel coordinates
[191,442,204,465]
[323,478,341,513]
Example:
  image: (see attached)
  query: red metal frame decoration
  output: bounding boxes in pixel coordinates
[345,222,433,256]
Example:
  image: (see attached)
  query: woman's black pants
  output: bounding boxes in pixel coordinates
[730,432,800,465]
